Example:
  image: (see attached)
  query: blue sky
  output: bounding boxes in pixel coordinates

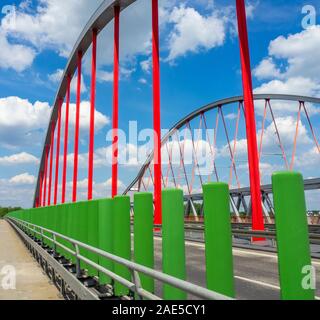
[0,0,319,209]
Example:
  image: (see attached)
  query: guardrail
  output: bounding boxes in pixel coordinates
[171,225,320,244]
[6,171,317,300]
[8,217,231,301]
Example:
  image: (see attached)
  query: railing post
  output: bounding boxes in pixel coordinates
[162,189,186,299]
[52,233,57,257]
[113,195,131,296]
[272,171,315,300]
[132,270,144,300]
[74,244,82,279]
[134,193,155,294]
[203,183,235,297]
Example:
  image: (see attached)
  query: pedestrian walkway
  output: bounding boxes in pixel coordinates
[0,219,61,300]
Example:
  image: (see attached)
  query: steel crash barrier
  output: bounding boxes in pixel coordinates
[6,172,316,300]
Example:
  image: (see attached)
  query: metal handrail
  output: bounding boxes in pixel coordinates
[7,217,233,300]
[152,224,320,244]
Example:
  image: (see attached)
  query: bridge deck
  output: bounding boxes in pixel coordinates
[153,238,320,300]
[0,220,61,300]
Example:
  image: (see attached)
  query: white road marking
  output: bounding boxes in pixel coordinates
[154,237,320,266]
[235,275,280,290]
[235,276,320,300]
[154,237,320,299]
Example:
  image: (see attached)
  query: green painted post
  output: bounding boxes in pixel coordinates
[68,203,77,264]
[54,204,63,255]
[35,209,41,240]
[57,204,67,257]
[162,189,186,300]
[98,198,114,285]
[46,206,53,248]
[272,171,315,300]
[134,193,154,294]
[113,195,131,296]
[61,204,70,259]
[202,183,235,297]
[87,200,99,276]
[30,208,35,238]
[77,201,89,270]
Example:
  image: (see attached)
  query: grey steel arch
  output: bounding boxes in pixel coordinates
[34,0,138,206]
[123,94,320,195]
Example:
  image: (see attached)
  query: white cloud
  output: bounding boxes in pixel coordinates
[0,30,36,72]
[0,152,39,166]
[253,57,281,80]
[48,68,87,92]
[225,113,238,120]
[0,1,235,75]
[253,26,320,104]
[268,26,320,81]
[245,2,258,19]
[166,5,226,61]
[218,116,313,159]
[254,77,320,97]
[9,172,36,185]
[0,96,51,148]
[97,70,113,82]
[2,0,104,58]
[140,58,152,73]
[96,67,135,83]
[65,101,110,133]
[0,96,109,149]
[48,68,63,83]
[64,177,125,201]
[295,146,320,168]
[139,78,147,84]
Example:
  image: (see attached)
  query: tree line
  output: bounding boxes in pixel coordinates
[0,207,22,219]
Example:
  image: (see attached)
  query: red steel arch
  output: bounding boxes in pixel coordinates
[32,0,320,235]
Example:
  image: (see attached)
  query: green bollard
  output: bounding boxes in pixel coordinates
[272,171,315,300]
[87,200,99,277]
[66,203,75,262]
[56,204,67,257]
[68,203,77,264]
[98,198,114,285]
[46,206,53,248]
[61,203,71,259]
[35,209,41,240]
[113,196,131,297]
[134,193,155,294]
[77,201,89,270]
[202,183,235,297]
[53,204,62,255]
[162,189,186,300]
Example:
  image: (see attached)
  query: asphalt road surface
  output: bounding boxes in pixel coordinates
[152,237,320,300]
